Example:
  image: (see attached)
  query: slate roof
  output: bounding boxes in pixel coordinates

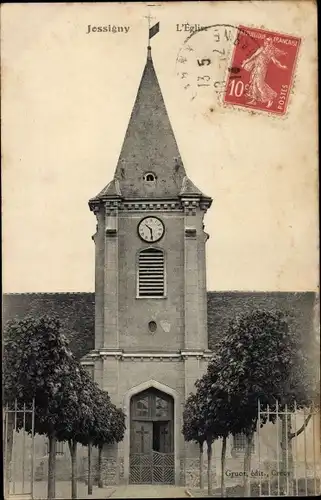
[2,291,316,360]
[89,48,208,203]
[91,179,122,201]
[179,176,211,199]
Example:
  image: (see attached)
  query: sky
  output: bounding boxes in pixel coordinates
[2,1,319,293]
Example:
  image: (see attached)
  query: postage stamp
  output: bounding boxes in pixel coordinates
[224,25,301,115]
[176,24,301,116]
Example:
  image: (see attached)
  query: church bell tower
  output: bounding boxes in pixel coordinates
[86,39,212,485]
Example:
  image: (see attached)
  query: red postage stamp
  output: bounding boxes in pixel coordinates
[224,25,301,115]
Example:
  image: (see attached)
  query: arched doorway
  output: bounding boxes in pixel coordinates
[129,388,174,484]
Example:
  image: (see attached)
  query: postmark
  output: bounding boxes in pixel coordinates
[176,24,260,104]
[224,26,301,115]
[176,24,301,116]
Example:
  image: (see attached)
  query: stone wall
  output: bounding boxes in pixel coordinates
[184,457,216,489]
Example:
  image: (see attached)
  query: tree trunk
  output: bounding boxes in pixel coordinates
[47,435,57,500]
[4,411,14,497]
[68,439,78,499]
[207,440,213,496]
[243,432,253,497]
[221,436,227,497]
[87,442,93,495]
[98,444,103,488]
[199,441,204,490]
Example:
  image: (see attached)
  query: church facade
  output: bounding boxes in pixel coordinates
[82,44,213,485]
[3,43,319,489]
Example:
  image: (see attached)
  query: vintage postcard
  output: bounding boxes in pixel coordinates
[2,2,319,499]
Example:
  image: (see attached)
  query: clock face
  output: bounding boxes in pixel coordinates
[138,217,165,243]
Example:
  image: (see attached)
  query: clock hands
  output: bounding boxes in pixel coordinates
[145,224,154,240]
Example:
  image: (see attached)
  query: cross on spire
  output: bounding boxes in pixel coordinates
[144,12,156,43]
[144,12,159,59]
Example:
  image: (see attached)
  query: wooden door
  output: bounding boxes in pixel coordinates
[159,422,171,453]
[131,421,153,454]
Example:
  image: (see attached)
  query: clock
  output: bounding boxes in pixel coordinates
[138,216,165,243]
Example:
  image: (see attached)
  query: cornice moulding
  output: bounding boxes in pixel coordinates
[80,349,213,363]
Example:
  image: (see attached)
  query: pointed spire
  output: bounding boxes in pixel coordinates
[89,23,211,207]
[111,44,187,199]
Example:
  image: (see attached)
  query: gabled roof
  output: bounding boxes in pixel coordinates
[2,292,316,360]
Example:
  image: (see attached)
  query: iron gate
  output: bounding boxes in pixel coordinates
[3,400,36,500]
[130,451,174,484]
[256,400,321,497]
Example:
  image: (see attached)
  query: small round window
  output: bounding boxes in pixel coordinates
[143,172,157,182]
[148,321,157,333]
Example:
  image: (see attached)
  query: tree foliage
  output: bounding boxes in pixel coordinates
[182,308,318,495]
[3,315,126,499]
[182,392,206,445]
[215,309,318,428]
[3,315,75,422]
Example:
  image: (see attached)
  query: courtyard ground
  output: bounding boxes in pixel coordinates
[8,481,115,499]
[7,482,189,499]
[109,485,189,498]
[186,477,321,497]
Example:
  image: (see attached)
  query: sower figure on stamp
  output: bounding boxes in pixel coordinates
[241,37,287,108]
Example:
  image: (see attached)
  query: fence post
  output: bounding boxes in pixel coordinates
[267,404,271,496]
[12,399,17,494]
[22,402,26,493]
[31,398,35,500]
[4,403,9,497]
[312,406,317,496]
[275,400,279,496]
[257,399,262,497]
[303,406,308,496]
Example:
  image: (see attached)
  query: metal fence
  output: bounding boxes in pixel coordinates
[3,400,36,500]
[210,400,320,497]
[256,400,320,497]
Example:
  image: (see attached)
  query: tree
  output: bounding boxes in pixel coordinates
[94,401,126,488]
[215,308,319,496]
[182,393,206,490]
[194,355,244,497]
[3,314,127,499]
[3,315,86,499]
[65,376,126,494]
[182,351,236,497]
[50,364,100,499]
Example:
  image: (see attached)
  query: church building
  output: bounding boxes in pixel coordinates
[3,36,318,489]
[81,42,212,485]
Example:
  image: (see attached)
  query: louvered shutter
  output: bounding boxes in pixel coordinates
[138,248,165,297]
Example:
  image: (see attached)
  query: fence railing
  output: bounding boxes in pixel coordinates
[3,399,36,500]
[210,400,320,497]
[256,400,320,497]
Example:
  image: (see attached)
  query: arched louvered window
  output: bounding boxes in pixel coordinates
[137,248,165,297]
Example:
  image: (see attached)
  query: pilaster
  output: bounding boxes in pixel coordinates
[103,200,120,348]
[183,199,207,350]
[93,208,105,349]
